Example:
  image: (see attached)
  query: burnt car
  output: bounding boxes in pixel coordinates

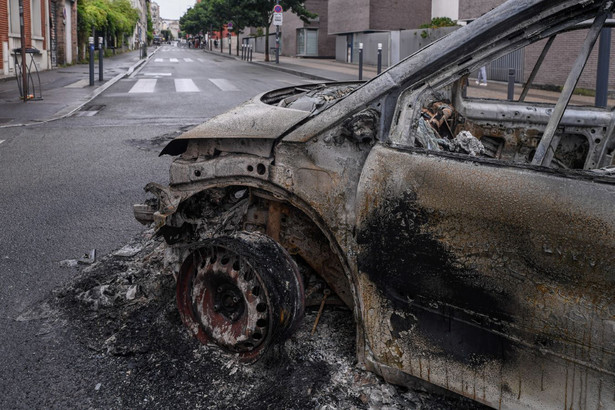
[134,0,615,408]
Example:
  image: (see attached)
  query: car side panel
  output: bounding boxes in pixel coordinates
[355,144,615,409]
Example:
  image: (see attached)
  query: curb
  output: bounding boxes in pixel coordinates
[202,49,334,82]
[251,61,333,82]
[0,47,160,128]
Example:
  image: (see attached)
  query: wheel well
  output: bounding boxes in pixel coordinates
[167,186,354,310]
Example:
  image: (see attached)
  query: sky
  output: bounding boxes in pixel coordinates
[155,0,195,20]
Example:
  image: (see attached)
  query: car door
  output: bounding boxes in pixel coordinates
[353,20,615,410]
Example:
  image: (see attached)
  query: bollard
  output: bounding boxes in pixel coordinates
[98,37,103,82]
[89,37,95,86]
[241,44,245,60]
[377,43,382,75]
[249,45,253,62]
[358,43,364,81]
[507,68,515,101]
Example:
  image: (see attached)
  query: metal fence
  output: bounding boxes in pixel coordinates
[488,48,524,82]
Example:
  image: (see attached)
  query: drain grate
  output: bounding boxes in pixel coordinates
[75,104,105,117]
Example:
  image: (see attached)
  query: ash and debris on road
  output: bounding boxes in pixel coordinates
[49,229,481,409]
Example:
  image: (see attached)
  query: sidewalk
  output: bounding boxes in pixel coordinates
[0,49,156,128]
[206,48,377,82]
[207,48,614,107]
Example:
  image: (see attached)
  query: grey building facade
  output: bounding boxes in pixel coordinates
[281,0,335,58]
[328,0,432,63]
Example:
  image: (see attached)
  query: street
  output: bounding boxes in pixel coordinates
[0,46,478,409]
[0,46,315,408]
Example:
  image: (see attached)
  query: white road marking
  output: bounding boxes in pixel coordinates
[184,58,193,62]
[209,78,239,91]
[154,58,163,62]
[141,72,172,76]
[128,79,157,93]
[175,79,199,92]
[0,140,5,145]
[197,58,205,63]
[65,79,89,88]
[170,58,179,63]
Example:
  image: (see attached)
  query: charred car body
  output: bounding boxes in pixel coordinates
[135,1,615,408]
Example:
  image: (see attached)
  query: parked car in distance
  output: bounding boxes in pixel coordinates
[135,0,615,408]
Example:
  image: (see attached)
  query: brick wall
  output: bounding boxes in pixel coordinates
[524,30,615,90]
[53,0,77,65]
[328,0,371,35]
[0,0,7,72]
[459,0,615,92]
[370,0,431,31]
[458,0,504,20]
[24,0,31,48]
[329,0,432,35]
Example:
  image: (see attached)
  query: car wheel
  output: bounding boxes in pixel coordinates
[176,231,305,362]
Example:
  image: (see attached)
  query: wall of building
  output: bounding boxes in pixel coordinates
[458,0,615,91]
[432,0,459,20]
[2,0,52,75]
[335,26,459,66]
[458,0,504,21]
[1,0,8,74]
[281,0,334,57]
[524,29,615,90]
[328,0,431,35]
[53,0,77,65]
[369,0,431,32]
[328,0,371,35]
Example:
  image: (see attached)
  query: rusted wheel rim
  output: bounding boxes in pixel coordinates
[177,233,304,362]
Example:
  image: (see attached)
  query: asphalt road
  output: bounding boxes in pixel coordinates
[0,45,317,408]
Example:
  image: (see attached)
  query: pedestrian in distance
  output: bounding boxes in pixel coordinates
[476,66,488,86]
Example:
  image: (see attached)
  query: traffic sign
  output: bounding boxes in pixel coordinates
[273,5,283,13]
[273,12,283,26]
[227,22,233,30]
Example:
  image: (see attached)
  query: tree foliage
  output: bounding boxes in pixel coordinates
[78,0,140,49]
[419,17,458,29]
[179,0,317,59]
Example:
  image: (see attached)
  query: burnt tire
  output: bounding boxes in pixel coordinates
[176,231,304,362]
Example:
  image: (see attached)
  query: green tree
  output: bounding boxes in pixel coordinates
[78,0,139,58]
[252,0,317,61]
[77,0,108,59]
[179,0,316,59]
[146,5,154,43]
[107,0,139,48]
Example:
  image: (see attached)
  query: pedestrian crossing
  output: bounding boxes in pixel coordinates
[126,78,241,94]
[150,57,206,63]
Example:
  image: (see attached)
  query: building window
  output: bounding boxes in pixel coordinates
[31,0,42,37]
[9,0,20,36]
[297,28,318,56]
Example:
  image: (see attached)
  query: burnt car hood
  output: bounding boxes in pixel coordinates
[160,94,310,156]
[160,83,362,156]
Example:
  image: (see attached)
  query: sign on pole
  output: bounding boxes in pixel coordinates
[273,4,283,13]
[273,13,283,26]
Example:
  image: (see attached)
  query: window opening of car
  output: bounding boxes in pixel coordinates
[532,8,610,167]
[390,6,615,172]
